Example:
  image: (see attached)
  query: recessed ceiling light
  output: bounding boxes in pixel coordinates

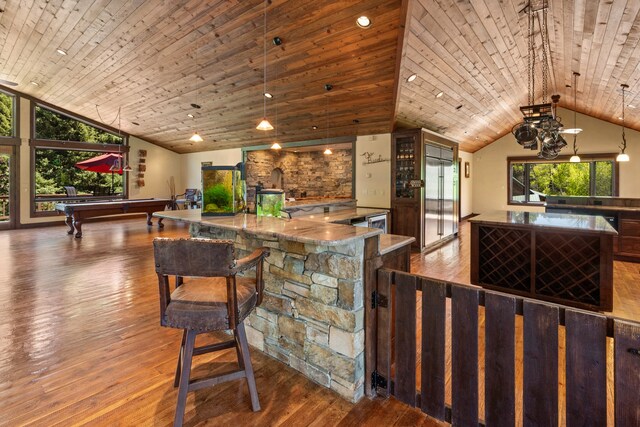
[264,92,273,99]
[406,74,417,82]
[628,104,636,109]
[131,121,140,126]
[0,79,18,86]
[436,91,444,98]
[187,113,194,118]
[190,103,201,109]
[619,116,623,120]
[312,125,318,130]
[56,48,67,55]
[356,16,371,28]
[456,105,463,110]
[30,81,39,86]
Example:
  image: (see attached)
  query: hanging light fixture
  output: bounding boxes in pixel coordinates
[270,64,281,150]
[190,35,204,142]
[569,72,581,163]
[511,0,565,159]
[617,83,630,162]
[256,0,273,131]
[324,84,332,155]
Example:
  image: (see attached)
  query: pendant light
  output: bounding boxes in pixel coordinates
[569,72,581,163]
[324,84,332,155]
[109,107,132,172]
[617,83,630,162]
[256,0,273,131]
[271,64,280,150]
[190,36,203,142]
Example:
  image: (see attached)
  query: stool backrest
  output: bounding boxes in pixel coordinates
[153,238,236,277]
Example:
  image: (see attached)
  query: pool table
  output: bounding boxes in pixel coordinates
[55,198,171,238]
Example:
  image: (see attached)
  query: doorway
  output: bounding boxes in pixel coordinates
[0,145,17,229]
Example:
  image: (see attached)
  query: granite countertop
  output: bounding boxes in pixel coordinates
[469,210,617,235]
[154,209,383,246]
[379,234,415,255]
[294,208,389,223]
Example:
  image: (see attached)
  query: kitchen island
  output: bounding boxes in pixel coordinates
[154,209,414,402]
[470,210,617,311]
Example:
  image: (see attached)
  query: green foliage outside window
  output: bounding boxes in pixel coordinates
[510,159,614,203]
[35,106,123,144]
[33,106,125,210]
[0,92,12,137]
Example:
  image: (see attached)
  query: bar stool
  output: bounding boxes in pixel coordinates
[153,237,270,426]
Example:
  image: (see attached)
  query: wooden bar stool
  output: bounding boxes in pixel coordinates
[153,237,270,426]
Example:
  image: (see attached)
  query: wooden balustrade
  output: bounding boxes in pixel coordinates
[373,268,640,426]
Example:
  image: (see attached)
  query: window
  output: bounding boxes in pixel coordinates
[0,90,15,137]
[31,105,129,215]
[508,155,618,205]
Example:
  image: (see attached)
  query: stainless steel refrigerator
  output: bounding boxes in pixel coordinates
[425,143,457,248]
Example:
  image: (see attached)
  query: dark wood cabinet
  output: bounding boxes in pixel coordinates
[391,128,458,251]
[391,130,424,250]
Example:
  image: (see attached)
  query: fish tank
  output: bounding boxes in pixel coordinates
[256,189,285,218]
[201,165,245,216]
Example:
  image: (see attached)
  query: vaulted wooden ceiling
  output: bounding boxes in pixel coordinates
[1,0,639,154]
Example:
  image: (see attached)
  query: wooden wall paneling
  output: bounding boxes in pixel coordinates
[393,271,417,406]
[419,278,446,421]
[614,320,640,426]
[523,301,559,427]
[450,284,479,426]
[564,309,607,427]
[484,292,516,427]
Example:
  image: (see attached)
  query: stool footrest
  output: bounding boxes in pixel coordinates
[189,370,247,392]
[193,339,236,356]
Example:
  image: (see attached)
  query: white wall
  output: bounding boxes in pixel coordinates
[472,107,640,214]
[128,136,183,200]
[180,148,243,189]
[355,134,391,208]
[458,150,473,218]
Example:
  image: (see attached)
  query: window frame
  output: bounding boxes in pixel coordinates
[0,88,19,229]
[507,153,619,206]
[29,102,130,217]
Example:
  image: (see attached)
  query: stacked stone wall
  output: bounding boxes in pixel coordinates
[191,223,366,402]
[245,149,352,202]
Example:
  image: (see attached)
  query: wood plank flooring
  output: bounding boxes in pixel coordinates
[0,218,637,425]
[0,218,444,426]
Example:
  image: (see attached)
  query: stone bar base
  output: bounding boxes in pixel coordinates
[191,223,366,402]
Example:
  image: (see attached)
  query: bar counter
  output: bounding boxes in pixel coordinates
[154,209,414,402]
[470,210,616,311]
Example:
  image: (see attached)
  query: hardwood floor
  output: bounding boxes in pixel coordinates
[0,218,444,426]
[1,218,637,425]
[411,221,640,322]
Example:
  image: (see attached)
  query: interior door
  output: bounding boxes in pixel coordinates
[424,152,440,247]
[0,145,15,230]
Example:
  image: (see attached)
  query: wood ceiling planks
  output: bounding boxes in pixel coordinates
[396,0,640,153]
[1,0,640,154]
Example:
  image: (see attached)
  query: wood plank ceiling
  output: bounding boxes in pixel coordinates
[1,0,640,154]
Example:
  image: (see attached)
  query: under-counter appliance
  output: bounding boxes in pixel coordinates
[424,143,457,247]
[350,213,387,232]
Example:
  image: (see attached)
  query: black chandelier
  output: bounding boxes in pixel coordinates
[512,0,566,159]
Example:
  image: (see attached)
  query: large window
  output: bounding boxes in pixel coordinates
[1,90,17,228]
[509,155,617,205]
[31,105,128,215]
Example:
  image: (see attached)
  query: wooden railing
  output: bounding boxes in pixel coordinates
[373,269,640,426]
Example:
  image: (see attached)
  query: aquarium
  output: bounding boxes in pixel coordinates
[256,189,285,218]
[201,165,245,216]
